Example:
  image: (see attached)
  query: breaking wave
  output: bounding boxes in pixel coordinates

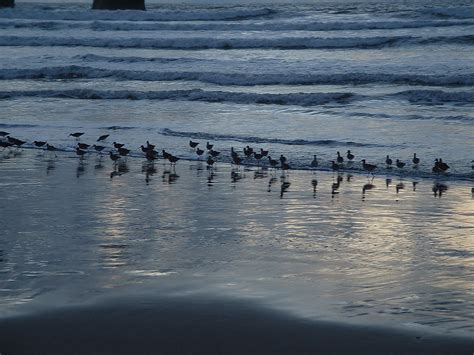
[1,66,474,87]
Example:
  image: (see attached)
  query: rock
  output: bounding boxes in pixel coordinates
[0,0,14,8]
[92,0,145,10]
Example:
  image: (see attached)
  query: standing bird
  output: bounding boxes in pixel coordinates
[331,161,340,171]
[46,144,57,157]
[346,150,355,161]
[33,141,47,148]
[0,131,9,137]
[260,148,269,157]
[253,152,263,166]
[385,155,393,168]
[209,150,221,158]
[69,132,84,140]
[206,156,215,168]
[244,146,254,159]
[118,147,130,157]
[189,140,199,148]
[361,159,377,176]
[77,143,90,150]
[232,155,242,167]
[412,153,420,166]
[196,148,204,159]
[162,149,172,161]
[168,155,180,165]
[113,142,124,149]
[336,151,344,164]
[396,159,406,169]
[93,145,106,154]
[268,156,279,169]
[311,155,318,168]
[279,154,287,165]
[206,141,214,150]
[7,136,26,149]
[97,134,109,142]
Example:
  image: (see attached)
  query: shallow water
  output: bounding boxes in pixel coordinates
[0,151,473,336]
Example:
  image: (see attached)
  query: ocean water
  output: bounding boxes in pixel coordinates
[0,0,473,179]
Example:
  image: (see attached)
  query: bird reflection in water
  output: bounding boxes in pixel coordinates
[162,167,179,184]
[280,179,291,199]
[362,181,375,201]
[254,169,268,180]
[76,160,86,178]
[311,178,318,198]
[385,178,392,189]
[267,176,277,192]
[396,182,405,194]
[110,161,129,179]
[331,174,343,198]
[412,181,419,191]
[231,170,243,185]
[142,161,157,184]
[346,174,353,183]
[432,182,448,198]
[46,159,55,175]
[207,170,216,187]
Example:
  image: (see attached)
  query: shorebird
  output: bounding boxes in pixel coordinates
[206,141,213,150]
[196,148,204,159]
[361,159,377,176]
[311,155,318,168]
[113,142,124,149]
[168,155,180,165]
[232,155,242,167]
[279,154,287,165]
[385,155,393,167]
[260,148,269,157]
[69,132,84,140]
[336,151,344,164]
[346,150,355,161]
[189,140,199,148]
[331,161,340,171]
[253,152,263,166]
[209,150,221,158]
[46,143,57,157]
[231,147,239,159]
[146,141,155,151]
[244,146,253,159]
[33,141,47,148]
[396,159,406,169]
[97,134,109,142]
[0,131,9,137]
[412,153,420,166]
[7,136,26,149]
[93,144,106,154]
[118,147,130,157]
[0,141,13,150]
[268,156,279,169]
[434,158,450,172]
[77,143,90,150]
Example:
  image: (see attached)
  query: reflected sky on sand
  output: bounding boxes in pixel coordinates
[0,151,473,336]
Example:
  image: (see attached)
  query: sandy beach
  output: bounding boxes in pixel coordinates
[1,149,473,354]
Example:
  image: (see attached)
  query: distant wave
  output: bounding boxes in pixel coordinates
[0,88,356,106]
[1,19,472,32]
[0,7,276,21]
[420,6,474,19]
[1,66,474,87]
[1,34,473,50]
[395,90,474,104]
[160,128,378,147]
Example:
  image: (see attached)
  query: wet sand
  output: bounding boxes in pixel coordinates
[0,149,473,354]
[1,294,474,355]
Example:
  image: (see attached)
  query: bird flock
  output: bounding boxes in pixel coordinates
[0,130,468,177]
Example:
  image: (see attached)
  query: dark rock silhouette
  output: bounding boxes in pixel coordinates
[0,0,14,8]
[92,0,145,10]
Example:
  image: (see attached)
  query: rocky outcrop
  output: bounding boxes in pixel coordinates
[0,0,14,8]
[92,0,145,10]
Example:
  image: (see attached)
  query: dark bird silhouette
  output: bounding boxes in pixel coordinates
[189,140,199,148]
[253,152,263,166]
[146,141,155,151]
[33,141,47,148]
[232,155,242,167]
[69,132,84,139]
[206,141,213,150]
[361,159,377,176]
[196,148,204,159]
[118,147,130,157]
[311,155,318,168]
[168,155,180,165]
[412,153,420,165]
[97,134,109,142]
[46,144,57,157]
[268,156,279,169]
[244,146,254,158]
[260,148,269,157]
[279,154,287,165]
[336,151,344,164]
[7,136,26,148]
[0,131,9,137]
[396,159,406,169]
[113,142,124,149]
[77,143,90,150]
[93,144,106,154]
[346,150,355,161]
[433,158,450,172]
[231,147,239,160]
[0,141,13,149]
[209,150,221,158]
[162,149,172,160]
[385,155,393,167]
